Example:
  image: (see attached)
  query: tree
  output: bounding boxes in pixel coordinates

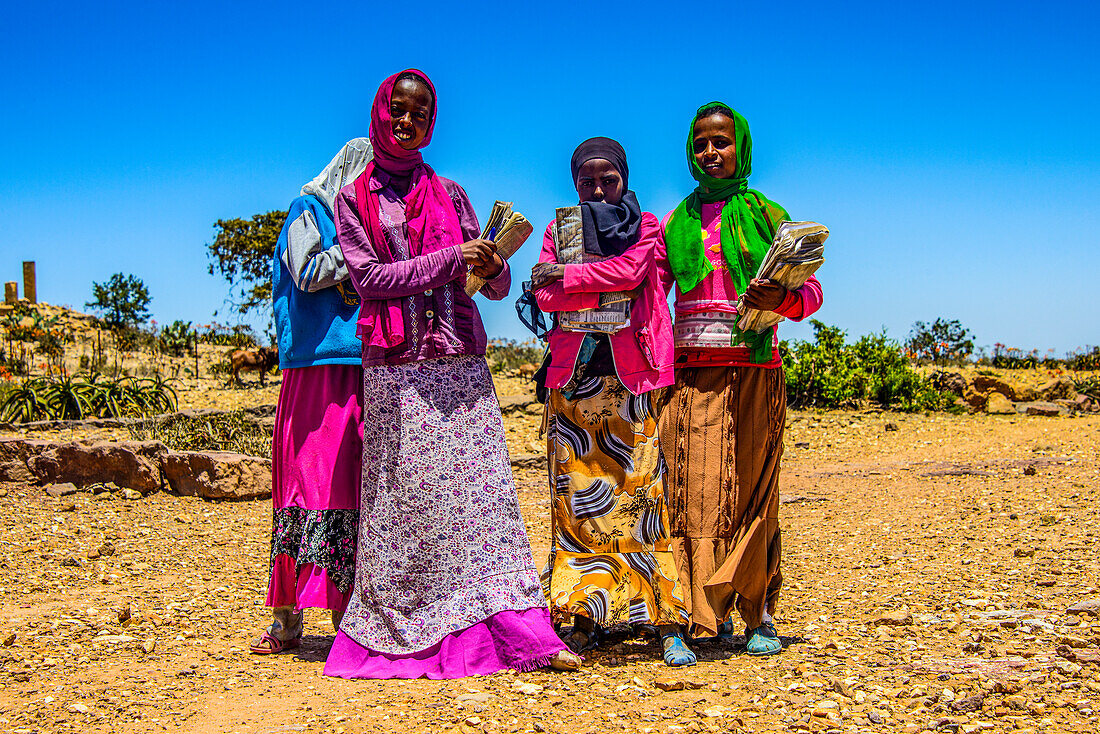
[206,211,286,316]
[906,318,974,367]
[86,273,152,330]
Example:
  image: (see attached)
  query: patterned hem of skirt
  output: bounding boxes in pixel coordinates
[270,507,358,593]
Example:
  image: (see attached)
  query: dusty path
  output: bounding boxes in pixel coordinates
[1,410,1098,734]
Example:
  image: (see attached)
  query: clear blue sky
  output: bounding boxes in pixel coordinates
[2,1,1097,355]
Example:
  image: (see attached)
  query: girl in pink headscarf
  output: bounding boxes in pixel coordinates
[323,70,579,679]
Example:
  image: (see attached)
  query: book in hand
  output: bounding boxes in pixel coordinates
[464,201,534,297]
[553,206,631,334]
[736,220,828,333]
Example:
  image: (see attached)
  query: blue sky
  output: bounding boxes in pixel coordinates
[2,1,1097,354]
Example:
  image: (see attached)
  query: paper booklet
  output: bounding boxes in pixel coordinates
[736,220,828,333]
[464,201,534,297]
[554,206,631,334]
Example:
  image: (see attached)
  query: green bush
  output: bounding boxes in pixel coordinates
[781,321,956,412]
[0,374,178,423]
[485,338,544,375]
[159,320,196,357]
[127,411,270,457]
[1066,347,1100,371]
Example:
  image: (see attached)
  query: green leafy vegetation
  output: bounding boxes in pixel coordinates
[906,318,974,367]
[207,211,286,317]
[86,273,152,330]
[486,338,544,375]
[127,410,270,457]
[781,321,957,412]
[0,374,177,423]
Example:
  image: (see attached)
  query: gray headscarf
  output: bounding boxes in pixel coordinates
[300,137,373,213]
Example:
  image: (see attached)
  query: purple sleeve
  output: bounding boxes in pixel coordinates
[336,187,466,301]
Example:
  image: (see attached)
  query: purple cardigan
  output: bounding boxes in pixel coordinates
[334,167,511,367]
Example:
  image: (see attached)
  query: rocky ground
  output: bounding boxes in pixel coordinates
[0,377,1098,734]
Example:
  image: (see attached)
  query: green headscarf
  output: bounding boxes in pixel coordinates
[665,102,789,363]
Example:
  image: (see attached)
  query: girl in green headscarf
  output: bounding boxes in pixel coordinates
[654,103,824,657]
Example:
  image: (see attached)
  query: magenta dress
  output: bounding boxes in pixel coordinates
[265,364,362,611]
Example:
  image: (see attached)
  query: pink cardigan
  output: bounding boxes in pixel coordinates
[533,212,674,395]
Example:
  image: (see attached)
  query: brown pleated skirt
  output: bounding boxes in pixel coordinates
[656,365,786,637]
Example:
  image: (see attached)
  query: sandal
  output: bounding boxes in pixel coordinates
[249,631,301,655]
[716,618,735,642]
[548,649,583,671]
[745,622,782,656]
[662,633,697,667]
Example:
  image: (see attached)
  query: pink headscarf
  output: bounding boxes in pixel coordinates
[353,69,464,349]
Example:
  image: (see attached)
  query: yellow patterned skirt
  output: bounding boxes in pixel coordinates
[541,375,688,628]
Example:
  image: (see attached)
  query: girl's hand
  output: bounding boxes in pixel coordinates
[741,278,788,312]
[461,239,496,267]
[530,263,565,290]
[471,253,504,279]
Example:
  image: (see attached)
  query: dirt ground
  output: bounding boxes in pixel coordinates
[1,378,1098,734]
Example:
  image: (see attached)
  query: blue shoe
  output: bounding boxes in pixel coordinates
[745,622,782,656]
[716,618,735,641]
[662,633,697,667]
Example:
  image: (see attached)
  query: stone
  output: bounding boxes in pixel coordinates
[985,392,1016,415]
[1024,466,1038,476]
[509,454,546,470]
[514,682,543,696]
[141,638,155,654]
[884,422,899,432]
[1017,401,1067,417]
[69,703,89,714]
[1038,377,1076,401]
[26,440,166,494]
[873,611,913,626]
[120,488,143,500]
[930,371,968,397]
[163,450,271,500]
[175,513,193,524]
[0,438,54,482]
[951,693,986,713]
[702,706,726,718]
[972,375,1037,402]
[1066,599,1100,617]
[2,631,14,646]
[97,541,115,556]
[655,677,684,691]
[45,482,79,498]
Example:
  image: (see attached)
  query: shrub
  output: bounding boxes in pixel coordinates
[781,321,956,412]
[1066,346,1100,371]
[485,338,544,375]
[159,320,196,357]
[0,374,178,423]
[196,323,258,349]
[127,411,270,457]
[906,318,974,367]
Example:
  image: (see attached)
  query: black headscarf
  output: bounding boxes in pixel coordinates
[570,137,643,258]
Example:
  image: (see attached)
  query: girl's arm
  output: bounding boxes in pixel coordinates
[532,223,599,313]
[652,213,677,296]
[772,275,823,320]
[336,188,466,300]
[560,214,659,294]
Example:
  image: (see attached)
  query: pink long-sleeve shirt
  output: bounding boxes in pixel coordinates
[335,167,511,367]
[534,212,674,395]
[655,202,823,368]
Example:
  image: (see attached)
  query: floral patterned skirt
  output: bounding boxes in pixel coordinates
[325,355,563,678]
[541,375,688,628]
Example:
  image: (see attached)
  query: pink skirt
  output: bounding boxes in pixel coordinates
[324,608,562,679]
[265,364,363,612]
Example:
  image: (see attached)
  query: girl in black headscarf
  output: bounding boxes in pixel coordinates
[529,137,696,667]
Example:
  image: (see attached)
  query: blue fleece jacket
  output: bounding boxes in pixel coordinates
[272,194,362,369]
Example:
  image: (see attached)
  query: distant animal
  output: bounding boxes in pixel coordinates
[515,362,539,379]
[229,347,279,386]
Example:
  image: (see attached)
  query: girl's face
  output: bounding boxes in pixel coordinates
[575,158,624,205]
[390,78,434,150]
[692,113,738,179]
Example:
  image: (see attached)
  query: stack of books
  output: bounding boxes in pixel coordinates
[736,221,828,333]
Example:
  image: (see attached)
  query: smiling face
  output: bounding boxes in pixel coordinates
[574,158,624,205]
[390,77,434,150]
[692,112,739,179]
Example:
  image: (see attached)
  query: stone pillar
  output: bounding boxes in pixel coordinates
[22,262,36,304]
[4,282,16,304]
